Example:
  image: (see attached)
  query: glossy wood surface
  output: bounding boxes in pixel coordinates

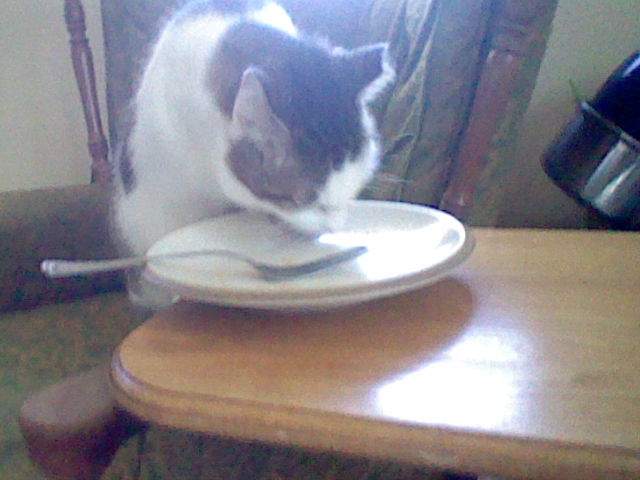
[111,229,640,479]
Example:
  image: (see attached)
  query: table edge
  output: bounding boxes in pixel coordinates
[111,350,640,480]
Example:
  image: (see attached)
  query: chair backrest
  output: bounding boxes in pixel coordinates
[440,0,558,220]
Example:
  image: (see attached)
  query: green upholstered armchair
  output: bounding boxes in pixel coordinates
[3,0,558,478]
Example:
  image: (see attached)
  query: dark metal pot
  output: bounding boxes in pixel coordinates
[542,52,640,229]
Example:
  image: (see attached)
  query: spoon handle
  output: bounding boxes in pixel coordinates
[41,257,146,278]
[41,247,368,280]
[41,249,254,278]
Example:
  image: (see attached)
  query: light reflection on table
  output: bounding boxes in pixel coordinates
[377,332,526,430]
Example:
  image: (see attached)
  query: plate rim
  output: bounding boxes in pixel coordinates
[154,236,475,310]
[144,200,474,306]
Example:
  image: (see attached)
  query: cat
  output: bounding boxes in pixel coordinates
[112,0,394,260]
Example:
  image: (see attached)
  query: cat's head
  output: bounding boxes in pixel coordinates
[213,24,394,234]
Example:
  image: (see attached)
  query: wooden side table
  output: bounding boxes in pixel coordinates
[110,229,640,479]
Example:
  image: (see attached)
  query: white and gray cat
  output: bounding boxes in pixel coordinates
[112,0,394,272]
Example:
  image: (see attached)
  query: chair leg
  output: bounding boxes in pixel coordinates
[19,364,147,480]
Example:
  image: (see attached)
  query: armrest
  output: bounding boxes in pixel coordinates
[0,184,124,312]
[20,364,146,480]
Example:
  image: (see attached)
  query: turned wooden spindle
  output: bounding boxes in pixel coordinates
[64,0,111,185]
[440,0,557,221]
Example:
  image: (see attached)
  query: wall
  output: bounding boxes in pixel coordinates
[1,0,105,192]
[499,0,640,228]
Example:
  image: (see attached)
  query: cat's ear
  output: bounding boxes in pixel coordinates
[334,43,394,98]
[231,66,289,144]
[230,66,295,177]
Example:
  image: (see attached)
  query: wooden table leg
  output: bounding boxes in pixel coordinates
[19,365,147,480]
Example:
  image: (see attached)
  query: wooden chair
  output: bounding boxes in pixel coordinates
[19,1,558,478]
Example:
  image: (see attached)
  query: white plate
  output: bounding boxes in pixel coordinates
[144,200,474,310]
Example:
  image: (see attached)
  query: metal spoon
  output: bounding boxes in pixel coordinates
[40,246,367,282]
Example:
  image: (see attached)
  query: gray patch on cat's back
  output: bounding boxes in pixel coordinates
[119,144,135,194]
[113,105,137,194]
